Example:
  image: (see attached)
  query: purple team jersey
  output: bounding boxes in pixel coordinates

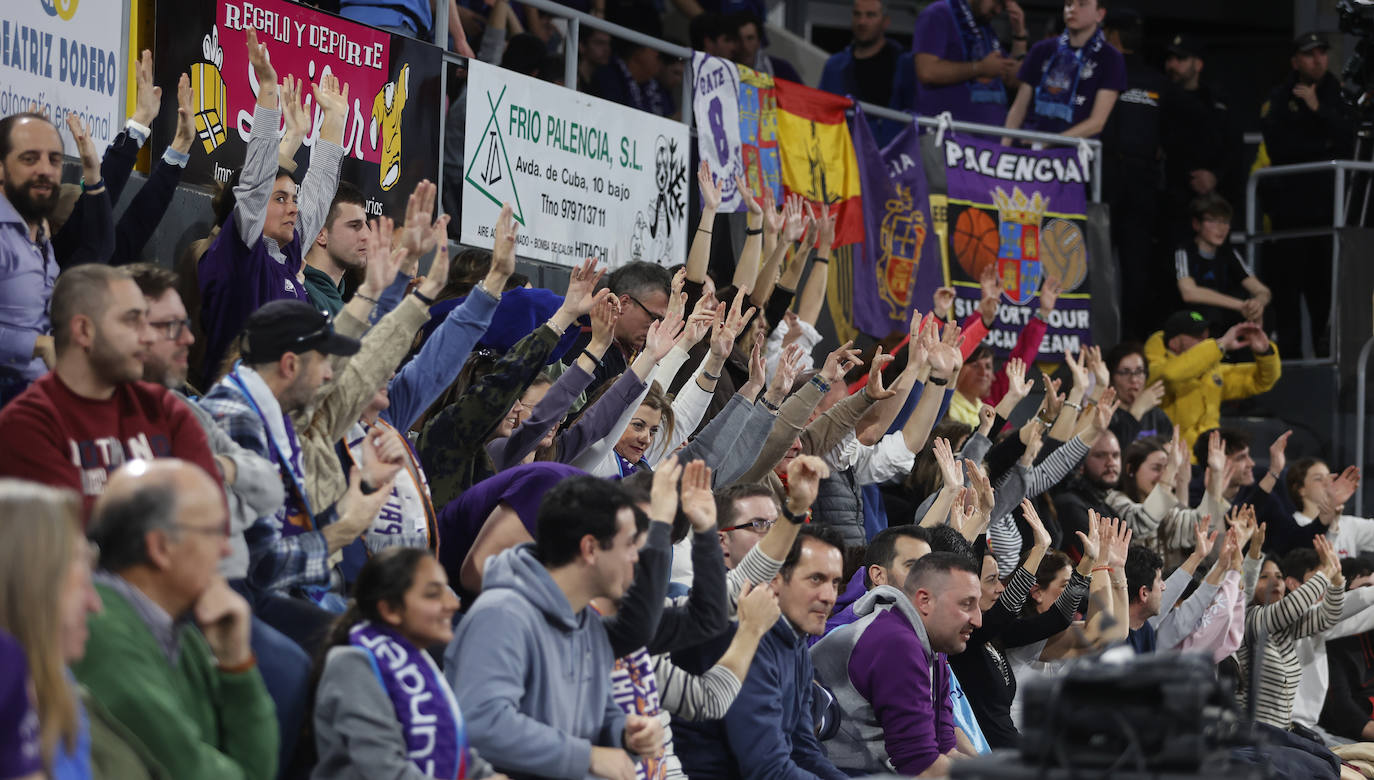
[912,1,1010,127]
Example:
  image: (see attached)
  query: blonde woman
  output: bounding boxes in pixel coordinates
[0,480,151,780]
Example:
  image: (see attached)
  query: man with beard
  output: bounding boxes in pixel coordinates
[675,524,850,780]
[913,0,1028,126]
[126,260,318,773]
[199,299,394,616]
[302,182,369,316]
[0,112,110,405]
[812,551,982,776]
[1051,429,1121,561]
[0,264,220,517]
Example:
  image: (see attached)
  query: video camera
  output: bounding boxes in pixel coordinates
[1338,0,1374,108]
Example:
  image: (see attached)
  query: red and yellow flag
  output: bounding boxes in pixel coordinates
[772,78,864,248]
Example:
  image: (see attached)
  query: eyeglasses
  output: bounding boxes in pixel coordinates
[722,517,775,533]
[148,318,192,341]
[1113,367,1147,378]
[625,295,664,323]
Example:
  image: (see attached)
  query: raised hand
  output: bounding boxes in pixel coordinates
[1022,498,1052,550]
[415,227,452,300]
[648,455,683,524]
[64,113,101,188]
[588,290,621,350]
[489,203,519,280]
[681,295,717,350]
[1131,380,1165,418]
[933,437,964,490]
[799,201,821,250]
[711,288,756,358]
[1241,322,1271,353]
[1076,510,1102,563]
[765,343,806,406]
[679,460,717,532]
[363,217,405,295]
[1084,345,1109,390]
[560,257,605,317]
[1268,430,1292,477]
[1063,351,1089,394]
[927,336,961,380]
[312,71,350,118]
[246,28,278,106]
[865,346,897,400]
[782,194,808,243]
[737,581,781,638]
[968,458,995,515]
[784,454,831,513]
[1327,466,1361,510]
[1314,534,1343,583]
[1018,419,1045,466]
[698,160,723,212]
[1083,387,1117,438]
[1105,516,1132,569]
[171,73,196,154]
[735,174,762,217]
[738,338,767,401]
[819,340,862,385]
[1216,322,1247,352]
[978,264,1001,324]
[1037,276,1062,317]
[133,49,163,127]
[1039,373,1064,422]
[978,403,996,436]
[644,306,686,361]
[399,179,440,260]
[1227,504,1257,552]
[950,488,980,539]
[280,74,309,143]
[762,186,783,236]
[1003,357,1034,401]
[932,286,956,321]
[1206,430,1227,473]
[816,204,838,250]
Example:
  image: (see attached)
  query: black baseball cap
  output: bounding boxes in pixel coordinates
[1166,33,1205,59]
[1162,310,1210,342]
[1293,31,1330,54]
[241,300,361,363]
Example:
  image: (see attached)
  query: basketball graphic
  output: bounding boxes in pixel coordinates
[952,207,999,280]
[1039,218,1087,291]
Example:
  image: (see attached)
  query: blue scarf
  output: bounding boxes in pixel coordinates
[948,0,1006,105]
[1032,27,1106,124]
[614,451,650,478]
[349,621,467,779]
[616,58,671,118]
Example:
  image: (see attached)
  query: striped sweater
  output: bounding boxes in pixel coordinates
[1240,571,1344,729]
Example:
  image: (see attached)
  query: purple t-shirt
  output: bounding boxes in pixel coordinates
[197,211,310,383]
[1016,33,1126,135]
[0,630,41,778]
[912,1,1010,127]
[436,461,586,585]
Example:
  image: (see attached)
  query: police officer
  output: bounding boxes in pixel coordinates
[1101,9,1167,338]
[1160,33,1245,247]
[1260,31,1356,357]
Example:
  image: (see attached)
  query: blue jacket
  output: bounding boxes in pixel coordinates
[674,618,848,780]
[817,40,914,147]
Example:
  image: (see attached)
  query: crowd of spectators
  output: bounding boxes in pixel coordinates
[0,4,1370,780]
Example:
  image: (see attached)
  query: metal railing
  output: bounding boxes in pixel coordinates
[1244,160,1374,366]
[1358,334,1374,516]
[431,0,1105,209]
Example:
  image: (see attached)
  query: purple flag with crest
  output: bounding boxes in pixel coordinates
[848,106,945,337]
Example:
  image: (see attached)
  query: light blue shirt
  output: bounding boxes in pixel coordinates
[0,192,56,385]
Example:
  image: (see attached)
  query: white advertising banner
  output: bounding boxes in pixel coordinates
[1,0,129,156]
[461,59,690,268]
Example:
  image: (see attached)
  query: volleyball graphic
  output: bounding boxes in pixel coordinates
[952,207,999,280]
[1039,218,1088,291]
[193,27,227,154]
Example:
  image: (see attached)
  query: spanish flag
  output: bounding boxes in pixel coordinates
[773,78,864,248]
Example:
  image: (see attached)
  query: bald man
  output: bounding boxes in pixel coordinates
[72,459,278,779]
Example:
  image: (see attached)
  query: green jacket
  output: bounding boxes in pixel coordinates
[71,583,278,780]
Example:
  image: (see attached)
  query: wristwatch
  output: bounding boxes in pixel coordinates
[781,504,811,525]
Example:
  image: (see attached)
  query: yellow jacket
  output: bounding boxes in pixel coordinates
[1143,331,1281,453]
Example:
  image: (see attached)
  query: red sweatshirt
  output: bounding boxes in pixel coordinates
[0,372,220,520]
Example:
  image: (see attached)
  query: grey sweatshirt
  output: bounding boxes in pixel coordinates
[445,545,628,779]
[312,646,495,780]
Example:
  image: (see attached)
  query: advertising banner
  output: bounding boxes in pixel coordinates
[943,135,1092,355]
[153,0,442,218]
[1,0,128,156]
[461,58,690,268]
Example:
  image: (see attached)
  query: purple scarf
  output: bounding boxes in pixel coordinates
[350,621,467,779]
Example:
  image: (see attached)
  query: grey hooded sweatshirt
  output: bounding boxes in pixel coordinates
[444,544,628,779]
